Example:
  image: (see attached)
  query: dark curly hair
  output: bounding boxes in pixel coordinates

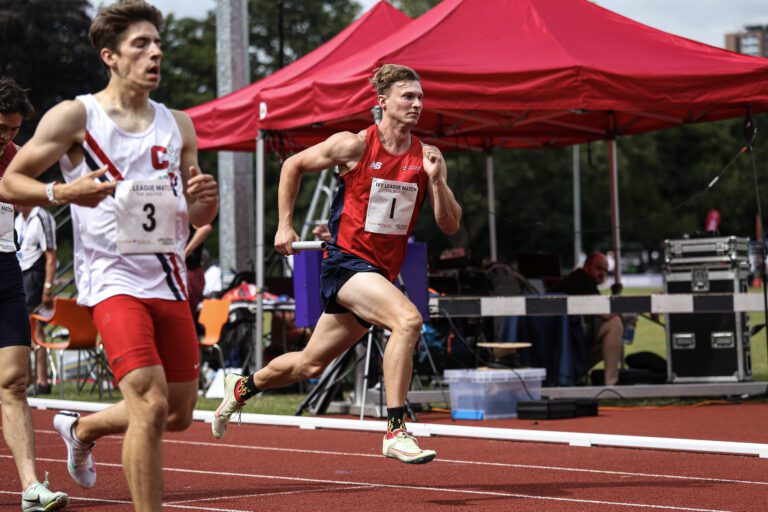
[0,77,34,119]
[89,0,164,55]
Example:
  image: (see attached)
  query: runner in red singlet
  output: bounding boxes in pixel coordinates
[212,64,462,464]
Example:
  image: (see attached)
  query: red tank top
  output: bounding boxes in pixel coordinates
[0,143,18,177]
[327,125,429,280]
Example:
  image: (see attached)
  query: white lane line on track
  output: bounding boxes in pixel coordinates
[31,429,768,487]
[159,437,768,487]
[0,489,251,512]
[0,454,735,512]
[1,490,250,512]
[163,467,734,512]
[166,484,377,505]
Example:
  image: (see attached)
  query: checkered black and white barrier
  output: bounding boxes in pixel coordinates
[429,293,766,318]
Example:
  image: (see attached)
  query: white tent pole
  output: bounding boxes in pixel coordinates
[608,138,622,288]
[572,145,582,267]
[254,131,265,371]
[486,152,498,262]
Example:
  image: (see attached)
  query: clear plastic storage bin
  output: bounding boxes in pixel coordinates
[443,368,546,420]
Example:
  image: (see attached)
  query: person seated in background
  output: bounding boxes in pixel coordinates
[552,252,623,386]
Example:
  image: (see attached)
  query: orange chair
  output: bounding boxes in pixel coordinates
[197,298,232,370]
[30,297,111,398]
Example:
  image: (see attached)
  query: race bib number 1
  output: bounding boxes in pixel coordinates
[115,179,176,254]
[0,201,15,253]
[364,178,418,235]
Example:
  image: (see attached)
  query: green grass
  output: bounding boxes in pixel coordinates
[196,393,307,415]
[37,381,309,414]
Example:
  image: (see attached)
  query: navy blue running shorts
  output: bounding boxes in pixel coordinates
[0,252,32,348]
[320,249,385,329]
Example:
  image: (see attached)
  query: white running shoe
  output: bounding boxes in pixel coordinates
[53,411,96,488]
[382,429,437,464]
[21,472,69,511]
[212,373,246,439]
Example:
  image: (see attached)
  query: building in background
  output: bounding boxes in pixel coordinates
[726,25,767,57]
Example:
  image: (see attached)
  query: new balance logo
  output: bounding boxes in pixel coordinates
[370,161,382,169]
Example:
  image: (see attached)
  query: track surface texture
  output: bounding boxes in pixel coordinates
[1,403,767,511]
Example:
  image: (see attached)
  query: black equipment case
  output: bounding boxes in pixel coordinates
[663,237,752,383]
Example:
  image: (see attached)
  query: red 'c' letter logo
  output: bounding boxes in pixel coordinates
[151,146,169,169]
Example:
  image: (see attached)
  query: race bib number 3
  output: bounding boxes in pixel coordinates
[115,179,176,254]
[365,178,418,235]
[0,201,15,253]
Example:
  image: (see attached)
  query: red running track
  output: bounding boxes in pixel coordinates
[1,405,767,511]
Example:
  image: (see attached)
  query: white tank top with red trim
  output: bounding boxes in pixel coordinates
[60,94,190,306]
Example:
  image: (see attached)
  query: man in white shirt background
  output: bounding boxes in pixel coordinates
[14,204,56,395]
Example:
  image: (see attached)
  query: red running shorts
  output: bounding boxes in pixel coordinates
[91,294,199,384]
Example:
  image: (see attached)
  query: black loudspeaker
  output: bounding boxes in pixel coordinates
[665,271,752,382]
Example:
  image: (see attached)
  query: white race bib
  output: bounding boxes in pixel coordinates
[0,201,15,253]
[115,179,176,254]
[364,178,418,235]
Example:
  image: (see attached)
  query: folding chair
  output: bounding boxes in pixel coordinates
[197,298,232,371]
[30,297,113,399]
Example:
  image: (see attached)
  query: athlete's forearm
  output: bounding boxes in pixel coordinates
[0,172,53,206]
[188,199,218,228]
[430,177,462,235]
[185,224,212,257]
[277,159,303,229]
[44,250,56,287]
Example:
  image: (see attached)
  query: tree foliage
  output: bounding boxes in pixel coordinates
[410,115,768,269]
[391,0,441,17]
[154,0,361,103]
[0,0,105,143]
[247,0,361,80]
[153,13,217,110]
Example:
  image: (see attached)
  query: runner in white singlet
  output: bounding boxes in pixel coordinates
[0,3,218,511]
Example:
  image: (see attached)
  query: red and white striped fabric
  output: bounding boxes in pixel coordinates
[60,94,189,306]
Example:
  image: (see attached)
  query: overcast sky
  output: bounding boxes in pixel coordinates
[94,0,767,49]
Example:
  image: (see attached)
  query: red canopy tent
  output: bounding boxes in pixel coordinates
[186,1,411,151]
[251,0,768,278]
[257,0,768,149]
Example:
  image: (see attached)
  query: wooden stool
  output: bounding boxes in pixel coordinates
[477,342,532,369]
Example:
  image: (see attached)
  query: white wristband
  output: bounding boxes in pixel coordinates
[46,181,62,206]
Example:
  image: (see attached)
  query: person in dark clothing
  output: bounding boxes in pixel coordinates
[185,223,212,332]
[554,252,623,386]
[0,76,69,511]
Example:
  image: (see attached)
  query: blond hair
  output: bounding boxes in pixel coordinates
[370,64,421,96]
